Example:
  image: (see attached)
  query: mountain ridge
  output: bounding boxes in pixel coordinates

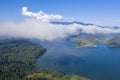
[51,21,120,29]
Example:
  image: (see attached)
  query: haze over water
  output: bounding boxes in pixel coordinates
[36,40,120,80]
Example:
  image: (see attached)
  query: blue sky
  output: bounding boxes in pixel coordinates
[0,0,120,26]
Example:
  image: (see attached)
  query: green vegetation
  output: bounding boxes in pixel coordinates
[103,38,120,48]
[70,35,97,48]
[70,34,120,48]
[0,39,88,80]
[27,69,88,80]
[0,39,46,80]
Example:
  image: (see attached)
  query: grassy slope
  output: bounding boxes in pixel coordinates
[27,69,89,80]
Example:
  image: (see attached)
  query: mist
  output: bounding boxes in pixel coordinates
[0,7,120,41]
[0,19,80,41]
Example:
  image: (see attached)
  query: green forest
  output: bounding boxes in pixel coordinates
[0,39,88,80]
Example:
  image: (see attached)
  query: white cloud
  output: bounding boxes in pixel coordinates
[0,19,80,41]
[22,7,63,22]
[1,19,120,41]
[78,25,120,34]
[0,7,120,41]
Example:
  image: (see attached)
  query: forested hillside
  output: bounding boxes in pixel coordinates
[0,39,46,80]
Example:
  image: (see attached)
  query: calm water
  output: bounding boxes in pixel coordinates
[36,40,120,80]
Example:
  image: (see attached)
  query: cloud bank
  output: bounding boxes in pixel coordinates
[79,25,120,34]
[22,7,63,22]
[0,19,80,41]
[0,7,120,41]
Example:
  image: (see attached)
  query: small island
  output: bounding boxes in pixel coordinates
[70,36,97,48]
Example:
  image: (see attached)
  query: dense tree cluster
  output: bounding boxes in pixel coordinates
[0,39,46,80]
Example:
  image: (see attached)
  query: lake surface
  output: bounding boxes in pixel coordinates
[35,40,120,80]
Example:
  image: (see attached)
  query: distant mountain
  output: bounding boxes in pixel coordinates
[51,21,120,29]
[51,21,94,26]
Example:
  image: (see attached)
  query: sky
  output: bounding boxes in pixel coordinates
[0,0,120,26]
[1,0,120,41]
